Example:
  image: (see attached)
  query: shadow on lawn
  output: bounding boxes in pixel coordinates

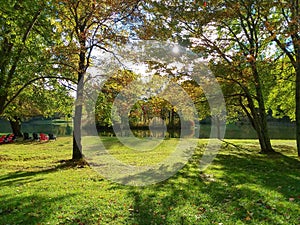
[0,192,77,224]
[0,159,88,224]
[125,146,300,224]
[0,159,87,187]
[1,142,299,224]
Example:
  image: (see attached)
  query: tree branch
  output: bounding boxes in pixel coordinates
[3,76,77,112]
[4,8,43,90]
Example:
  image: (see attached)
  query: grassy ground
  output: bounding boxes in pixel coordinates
[0,137,300,225]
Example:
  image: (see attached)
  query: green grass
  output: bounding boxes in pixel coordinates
[0,137,300,224]
[89,136,180,166]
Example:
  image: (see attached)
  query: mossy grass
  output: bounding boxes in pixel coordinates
[0,137,299,224]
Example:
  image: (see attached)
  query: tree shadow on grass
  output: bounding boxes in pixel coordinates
[0,159,90,224]
[123,145,300,224]
[9,139,52,145]
[0,193,77,225]
[0,159,88,187]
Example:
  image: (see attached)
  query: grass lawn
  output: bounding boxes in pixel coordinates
[0,137,300,224]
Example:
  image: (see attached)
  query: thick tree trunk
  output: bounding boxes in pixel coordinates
[73,91,83,159]
[244,107,274,154]
[0,96,5,115]
[212,116,221,139]
[244,98,273,153]
[9,117,22,136]
[240,84,274,154]
[72,72,84,159]
[251,62,275,154]
[256,101,274,154]
[72,36,86,160]
[170,108,175,129]
[256,122,274,154]
[296,49,300,157]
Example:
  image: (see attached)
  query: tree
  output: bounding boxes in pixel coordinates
[141,0,276,153]
[267,56,295,121]
[55,0,141,159]
[2,79,73,136]
[94,70,140,127]
[263,0,300,156]
[0,0,70,115]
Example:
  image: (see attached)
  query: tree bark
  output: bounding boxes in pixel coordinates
[72,73,84,159]
[72,36,86,160]
[292,0,300,157]
[296,46,300,157]
[240,82,274,154]
[242,102,274,154]
[0,95,6,115]
[73,90,83,159]
[251,60,275,153]
[9,117,22,137]
[170,108,175,129]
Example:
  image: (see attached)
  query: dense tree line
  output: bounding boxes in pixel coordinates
[0,0,299,157]
[140,0,300,155]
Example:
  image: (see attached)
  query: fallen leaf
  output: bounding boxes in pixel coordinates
[245,216,251,221]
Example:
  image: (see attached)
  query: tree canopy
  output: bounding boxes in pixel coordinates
[1,0,299,157]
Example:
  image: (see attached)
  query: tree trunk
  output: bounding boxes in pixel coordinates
[72,36,86,160]
[292,0,300,156]
[0,95,6,115]
[72,71,84,160]
[251,62,275,154]
[170,108,175,129]
[9,117,22,136]
[212,116,221,139]
[296,47,300,157]
[244,106,274,154]
[240,83,274,154]
[255,121,274,154]
[256,100,274,154]
[72,91,83,159]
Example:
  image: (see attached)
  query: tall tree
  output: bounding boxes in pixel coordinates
[2,79,73,136]
[141,0,275,153]
[55,0,141,159]
[0,0,70,115]
[94,70,140,127]
[263,0,300,156]
[267,56,295,121]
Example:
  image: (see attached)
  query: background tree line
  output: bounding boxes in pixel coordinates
[0,0,299,158]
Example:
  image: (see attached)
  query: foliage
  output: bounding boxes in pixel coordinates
[181,79,210,120]
[94,68,202,128]
[94,70,140,127]
[262,0,300,155]
[141,0,277,152]
[267,57,296,120]
[2,79,73,121]
[53,0,142,159]
[0,0,73,115]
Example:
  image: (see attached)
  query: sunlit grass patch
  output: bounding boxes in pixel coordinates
[82,136,183,166]
[0,137,299,224]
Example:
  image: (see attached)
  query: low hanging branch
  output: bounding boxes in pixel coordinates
[3,75,77,112]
